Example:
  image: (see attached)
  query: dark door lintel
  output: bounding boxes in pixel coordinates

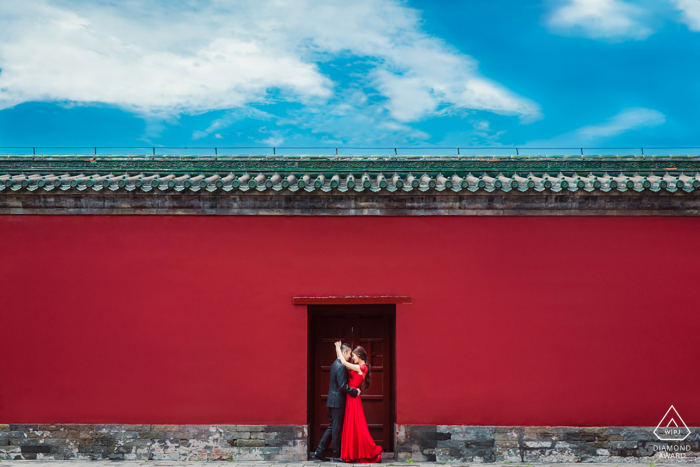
[294,296,411,305]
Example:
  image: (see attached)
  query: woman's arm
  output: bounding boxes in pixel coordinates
[334,341,363,374]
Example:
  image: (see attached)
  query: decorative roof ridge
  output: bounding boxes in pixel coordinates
[1,154,700,161]
[3,155,700,193]
[2,170,698,194]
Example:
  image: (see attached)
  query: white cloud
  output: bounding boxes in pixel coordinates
[0,0,541,140]
[192,108,275,140]
[276,87,431,145]
[670,0,700,31]
[0,1,330,115]
[546,0,654,40]
[527,107,665,146]
[578,107,665,137]
[259,135,285,146]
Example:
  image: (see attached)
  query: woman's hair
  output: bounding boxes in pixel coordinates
[353,346,371,389]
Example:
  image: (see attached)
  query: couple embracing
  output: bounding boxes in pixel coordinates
[312,341,383,463]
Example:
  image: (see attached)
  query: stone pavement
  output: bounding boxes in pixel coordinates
[0,462,697,467]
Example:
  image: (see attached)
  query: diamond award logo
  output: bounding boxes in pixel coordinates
[654,405,690,441]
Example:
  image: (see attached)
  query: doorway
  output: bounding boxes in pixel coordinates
[307,305,396,456]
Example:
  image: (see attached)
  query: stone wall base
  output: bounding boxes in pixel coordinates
[396,425,700,464]
[0,425,307,461]
[4,423,699,463]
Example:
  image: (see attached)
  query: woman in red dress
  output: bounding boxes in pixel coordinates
[334,340,384,464]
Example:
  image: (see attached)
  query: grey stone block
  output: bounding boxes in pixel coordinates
[265,439,294,447]
[123,425,151,432]
[403,424,437,432]
[0,445,21,452]
[610,440,640,449]
[10,424,39,431]
[264,425,294,432]
[436,439,467,449]
[150,425,179,432]
[41,439,68,446]
[223,431,250,440]
[122,439,151,447]
[137,431,165,439]
[236,439,265,447]
[93,424,123,432]
[92,438,117,446]
[622,428,656,441]
[228,425,265,432]
[494,430,519,441]
[257,446,281,455]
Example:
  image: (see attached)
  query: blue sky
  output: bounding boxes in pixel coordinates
[0,0,699,154]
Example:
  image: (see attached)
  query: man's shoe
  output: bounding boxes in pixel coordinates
[311,451,328,462]
[332,458,345,463]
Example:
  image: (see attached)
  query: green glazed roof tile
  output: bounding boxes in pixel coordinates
[1,154,699,195]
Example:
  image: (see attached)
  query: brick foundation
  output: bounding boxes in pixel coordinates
[3,424,699,462]
[0,424,307,461]
[396,425,700,463]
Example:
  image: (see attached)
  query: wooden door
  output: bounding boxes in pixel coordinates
[309,305,394,455]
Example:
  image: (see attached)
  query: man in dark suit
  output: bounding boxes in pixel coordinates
[311,342,360,462]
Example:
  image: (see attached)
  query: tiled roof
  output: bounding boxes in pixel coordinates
[1,155,700,194]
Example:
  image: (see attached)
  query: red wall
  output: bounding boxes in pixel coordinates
[1,215,698,427]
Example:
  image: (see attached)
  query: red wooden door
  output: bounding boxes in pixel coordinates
[309,305,394,455]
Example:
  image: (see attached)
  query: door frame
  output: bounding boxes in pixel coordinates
[305,304,397,454]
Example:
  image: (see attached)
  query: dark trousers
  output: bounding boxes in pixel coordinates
[316,406,344,458]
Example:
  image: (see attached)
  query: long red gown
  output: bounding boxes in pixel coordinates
[341,364,383,463]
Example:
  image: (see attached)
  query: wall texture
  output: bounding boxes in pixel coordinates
[395,425,700,463]
[1,215,698,428]
[0,424,307,461]
[2,424,699,462]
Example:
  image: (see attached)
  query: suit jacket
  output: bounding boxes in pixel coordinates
[326,358,359,408]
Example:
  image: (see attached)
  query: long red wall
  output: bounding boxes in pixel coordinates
[1,216,698,427]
